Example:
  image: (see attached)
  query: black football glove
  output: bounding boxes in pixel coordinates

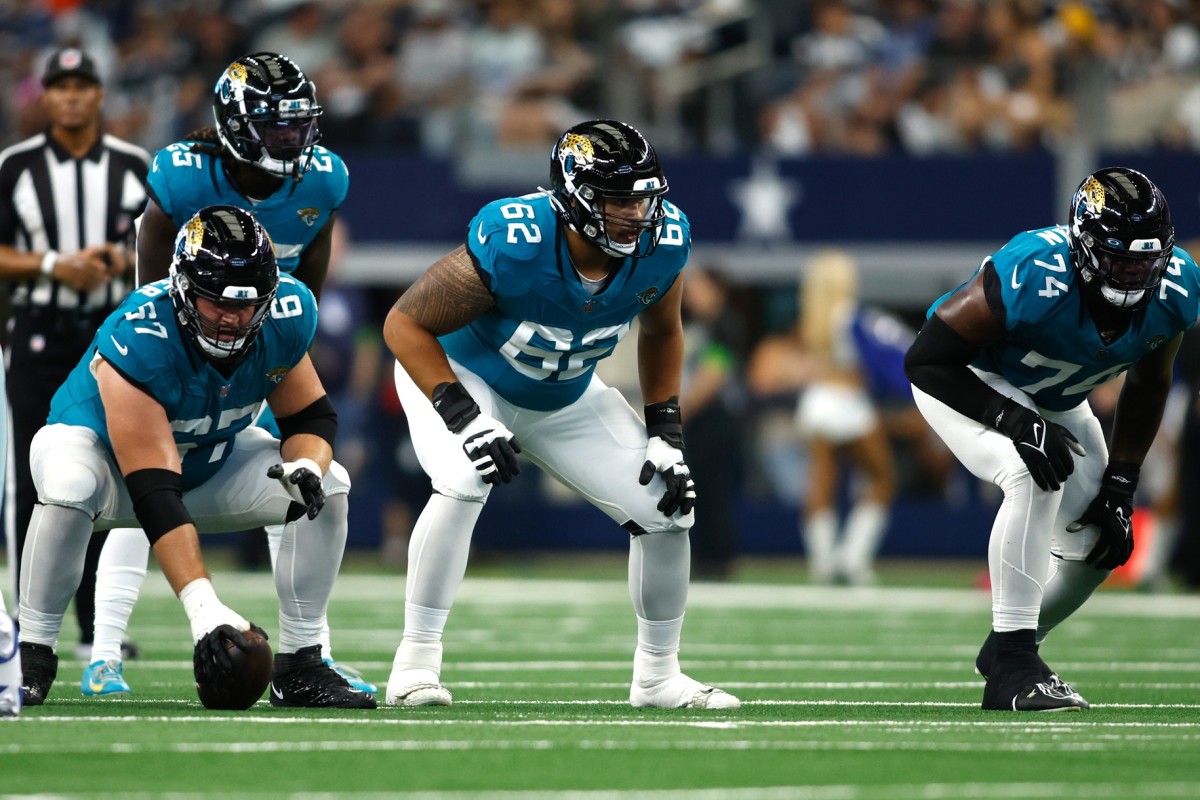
[267,458,325,519]
[990,399,1085,492]
[193,623,269,685]
[433,381,522,486]
[639,398,696,516]
[1067,462,1138,570]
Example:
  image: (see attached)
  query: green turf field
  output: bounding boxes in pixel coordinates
[4,559,1200,799]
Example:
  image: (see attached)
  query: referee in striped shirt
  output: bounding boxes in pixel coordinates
[0,48,148,657]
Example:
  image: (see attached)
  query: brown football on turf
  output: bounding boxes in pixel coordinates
[196,627,273,710]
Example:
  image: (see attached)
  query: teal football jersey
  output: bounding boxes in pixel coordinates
[48,275,318,489]
[441,191,691,411]
[929,225,1200,411]
[146,142,348,273]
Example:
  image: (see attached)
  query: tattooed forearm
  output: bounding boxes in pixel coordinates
[394,245,495,336]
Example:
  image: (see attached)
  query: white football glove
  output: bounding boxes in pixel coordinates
[458,413,522,486]
[267,457,325,519]
[638,435,696,516]
[188,599,249,645]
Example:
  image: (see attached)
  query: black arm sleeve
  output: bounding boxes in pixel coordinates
[904,314,1014,429]
[276,395,338,449]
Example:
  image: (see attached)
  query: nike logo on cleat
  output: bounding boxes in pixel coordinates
[271,684,284,700]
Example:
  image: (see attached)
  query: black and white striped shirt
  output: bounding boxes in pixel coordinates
[0,131,149,317]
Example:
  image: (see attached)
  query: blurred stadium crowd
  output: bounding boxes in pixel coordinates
[3,0,1200,589]
[3,0,1200,156]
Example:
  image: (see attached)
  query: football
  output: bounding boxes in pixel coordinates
[195,627,273,710]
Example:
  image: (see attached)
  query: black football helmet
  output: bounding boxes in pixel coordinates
[548,119,668,258]
[1068,167,1174,309]
[213,53,323,181]
[170,206,278,363]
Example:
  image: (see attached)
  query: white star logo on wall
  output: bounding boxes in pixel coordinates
[728,158,801,242]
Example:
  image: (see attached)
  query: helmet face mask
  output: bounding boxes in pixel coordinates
[214,53,322,180]
[549,120,668,258]
[170,206,278,363]
[1069,168,1173,310]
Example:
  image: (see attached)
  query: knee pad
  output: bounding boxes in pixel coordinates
[323,459,352,496]
[625,514,692,537]
[430,471,491,504]
[38,461,104,511]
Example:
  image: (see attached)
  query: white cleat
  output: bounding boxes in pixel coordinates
[385,668,452,707]
[630,673,741,709]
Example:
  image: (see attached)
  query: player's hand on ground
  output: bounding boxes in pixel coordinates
[193,623,268,684]
[268,458,325,519]
[187,600,250,646]
[639,435,696,516]
[459,413,521,486]
[1067,463,1138,570]
[994,401,1085,491]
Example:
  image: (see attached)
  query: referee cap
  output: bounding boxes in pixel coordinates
[42,48,101,88]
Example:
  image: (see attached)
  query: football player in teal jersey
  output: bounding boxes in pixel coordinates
[136,52,344,294]
[16,206,373,708]
[905,168,1199,711]
[81,53,374,696]
[382,119,738,710]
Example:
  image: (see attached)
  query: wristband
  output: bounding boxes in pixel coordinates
[40,250,58,276]
[1102,461,1140,498]
[984,396,1029,439]
[432,381,481,433]
[644,396,684,449]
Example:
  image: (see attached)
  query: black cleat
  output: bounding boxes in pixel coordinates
[20,642,59,706]
[268,645,376,709]
[985,680,1090,712]
[981,650,1088,712]
[976,631,1088,707]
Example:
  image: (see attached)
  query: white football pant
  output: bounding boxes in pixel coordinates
[913,369,1110,637]
[392,360,694,684]
[18,424,351,655]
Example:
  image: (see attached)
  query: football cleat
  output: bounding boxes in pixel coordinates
[19,642,58,706]
[324,658,377,695]
[975,632,1088,707]
[981,650,1088,712]
[385,668,452,707]
[983,679,1090,712]
[81,659,131,696]
[630,673,741,709]
[268,645,376,709]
